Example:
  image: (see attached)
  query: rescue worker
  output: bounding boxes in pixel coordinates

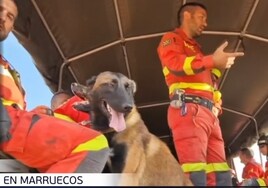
[259,135,268,173]
[51,91,73,111]
[241,135,268,186]
[51,90,91,127]
[258,135,268,186]
[157,2,244,186]
[0,0,109,173]
[239,147,264,181]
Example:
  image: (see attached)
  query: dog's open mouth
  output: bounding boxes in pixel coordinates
[102,101,126,132]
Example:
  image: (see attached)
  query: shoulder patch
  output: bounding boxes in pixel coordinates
[162,39,172,47]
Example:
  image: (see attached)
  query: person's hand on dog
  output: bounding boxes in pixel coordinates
[30,105,53,115]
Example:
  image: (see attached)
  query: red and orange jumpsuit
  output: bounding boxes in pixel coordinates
[242,159,264,179]
[241,160,268,186]
[0,55,109,172]
[53,95,91,127]
[264,161,268,185]
[256,160,268,186]
[157,28,230,186]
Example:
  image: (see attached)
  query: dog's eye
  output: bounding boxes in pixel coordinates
[124,83,129,89]
[105,79,117,88]
[112,79,118,85]
[110,79,118,87]
[107,82,115,88]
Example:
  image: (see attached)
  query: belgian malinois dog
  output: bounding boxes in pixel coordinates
[71,71,192,186]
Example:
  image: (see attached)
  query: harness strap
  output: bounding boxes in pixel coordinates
[1,98,22,109]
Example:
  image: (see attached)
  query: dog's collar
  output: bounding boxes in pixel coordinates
[102,128,114,134]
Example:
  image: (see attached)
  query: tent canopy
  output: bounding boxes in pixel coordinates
[13,0,268,158]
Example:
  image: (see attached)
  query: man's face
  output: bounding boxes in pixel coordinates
[238,152,246,165]
[259,144,267,156]
[0,0,17,42]
[188,7,207,38]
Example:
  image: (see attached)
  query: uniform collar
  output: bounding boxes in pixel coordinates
[174,28,201,48]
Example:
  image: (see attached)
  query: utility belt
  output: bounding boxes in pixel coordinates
[170,89,215,116]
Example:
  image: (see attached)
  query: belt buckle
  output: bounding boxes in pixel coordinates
[170,89,185,108]
[193,97,201,103]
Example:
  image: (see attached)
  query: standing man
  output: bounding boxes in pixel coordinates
[157,2,244,186]
[257,135,268,186]
[258,135,268,178]
[0,0,109,173]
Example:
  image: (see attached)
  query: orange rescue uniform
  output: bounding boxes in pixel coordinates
[245,161,268,186]
[157,28,231,186]
[0,55,108,172]
[54,95,91,127]
[259,161,268,186]
[242,159,264,179]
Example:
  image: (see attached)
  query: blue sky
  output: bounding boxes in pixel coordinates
[3,33,53,110]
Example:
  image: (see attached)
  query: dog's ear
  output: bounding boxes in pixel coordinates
[129,79,137,94]
[71,82,89,99]
[86,76,97,87]
[83,75,97,92]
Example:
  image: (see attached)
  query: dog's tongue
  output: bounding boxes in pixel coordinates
[107,105,126,132]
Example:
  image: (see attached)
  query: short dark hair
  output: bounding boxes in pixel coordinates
[240,147,254,158]
[177,2,207,26]
[51,90,72,102]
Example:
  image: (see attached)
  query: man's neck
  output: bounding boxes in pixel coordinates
[245,158,255,164]
[180,25,193,39]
